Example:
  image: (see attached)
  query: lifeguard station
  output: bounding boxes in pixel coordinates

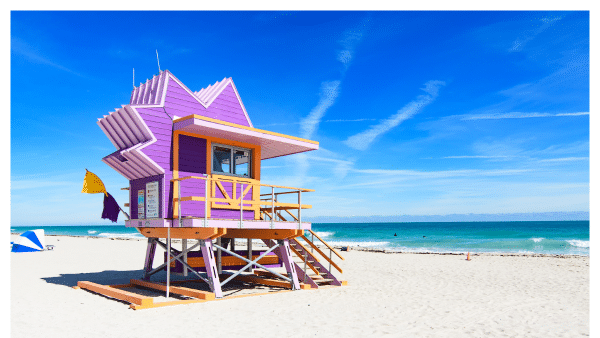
[76,70,346,309]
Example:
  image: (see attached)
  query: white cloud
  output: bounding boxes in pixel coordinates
[344,80,445,150]
[443,155,511,159]
[12,37,83,77]
[337,49,352,66]
[337,19,367,69]
[539,157,589,162]
[258,118,375,128]
[461,111,589,120]
[295,19,368,185]
[11,180,75,190]
[509,15,563,52]
[300,80,341,139]
[353,168,532,179]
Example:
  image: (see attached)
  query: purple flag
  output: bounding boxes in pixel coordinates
[102,192,120,223]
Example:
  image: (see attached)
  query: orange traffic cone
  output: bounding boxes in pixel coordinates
[466,252,471,261]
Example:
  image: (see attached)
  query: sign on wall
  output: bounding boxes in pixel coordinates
[146,181,159,218]
[137,190,145,219]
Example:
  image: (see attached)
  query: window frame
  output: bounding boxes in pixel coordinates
[211,143,252,178]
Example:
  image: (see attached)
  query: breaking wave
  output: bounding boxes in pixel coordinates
[566,240,589,248]
[314,231,335,238]
[97,232,145,239]
[328,241,390,248]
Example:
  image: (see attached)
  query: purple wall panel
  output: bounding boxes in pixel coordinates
[164,91,205,105]
[130,174,164,219]
[142,149,170,161]
[139,114,175,126]
[208,84,250,127]
[178,135,206,174]
[163,104,202,120]
[211,209,254,220]
[123,77,257,223]
[164,78,250,127]
[177,167,207,217]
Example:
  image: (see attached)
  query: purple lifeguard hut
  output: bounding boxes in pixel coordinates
[77,70,346,309]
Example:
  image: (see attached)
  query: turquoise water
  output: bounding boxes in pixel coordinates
[10,225,145,240]
[312,221,589,256]
[11,221,589,256]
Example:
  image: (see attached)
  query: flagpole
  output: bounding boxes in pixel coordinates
[118,206,131,220]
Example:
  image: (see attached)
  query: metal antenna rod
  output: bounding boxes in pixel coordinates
[132,68,135,89]
[156,50,161,73]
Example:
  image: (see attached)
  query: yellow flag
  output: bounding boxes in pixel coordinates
[82,169,107,194]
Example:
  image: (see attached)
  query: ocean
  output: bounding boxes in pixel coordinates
[11,221,589,256]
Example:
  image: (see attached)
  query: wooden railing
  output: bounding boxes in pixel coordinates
[170,175,313,226]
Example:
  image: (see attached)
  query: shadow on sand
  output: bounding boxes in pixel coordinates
[41,269,147,287]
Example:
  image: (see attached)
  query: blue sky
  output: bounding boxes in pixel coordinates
[10,11,590,225]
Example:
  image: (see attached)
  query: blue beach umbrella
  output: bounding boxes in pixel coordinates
[11,229,46,252]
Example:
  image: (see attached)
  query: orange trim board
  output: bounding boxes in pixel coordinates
[232,275,312,290]
[221,229,303,240]
[130,279,215,300]
[129,289,294,310]
[173,114,319,145]
[136,227,224,239]
[77,281,153,307]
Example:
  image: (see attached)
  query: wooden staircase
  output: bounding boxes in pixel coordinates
[286,230,345,288]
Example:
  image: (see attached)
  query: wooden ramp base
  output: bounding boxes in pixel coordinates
[75,275,346,309]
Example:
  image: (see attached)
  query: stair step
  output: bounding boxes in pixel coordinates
[315,278,334,283]
[308,273,328,278]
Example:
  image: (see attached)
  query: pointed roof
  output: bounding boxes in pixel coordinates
[98,70,318,180]
[128,70,253,127]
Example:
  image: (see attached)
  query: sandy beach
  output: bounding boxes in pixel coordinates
[11,235,588,337]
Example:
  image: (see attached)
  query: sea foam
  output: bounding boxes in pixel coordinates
[314,231,334,238]
[530,237,544,243]
[97,232,145,239]
[566,240,589,248]
[328,241,389,248]
[88,230,97,234]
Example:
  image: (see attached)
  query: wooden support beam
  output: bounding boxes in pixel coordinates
[130,299,207,310]
[77,281,153,306]
[130,279,215,300]
[291,239,319,263]
[232,274,311,290]
[285,209,298,221]
[295,236,344,273]
[222,229,302,240]
[169,255,279,268]
[254,269,314,282]
[137,227,219,239]
[210,227,227,240]
[109,283,134,289]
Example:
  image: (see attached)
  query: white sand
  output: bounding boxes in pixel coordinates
[11,235,588,337]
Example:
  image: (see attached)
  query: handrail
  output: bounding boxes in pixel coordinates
[287,244,320,275]
[260,191,309,197]
[172,175,313,222]
[175,196,311,209]
[308,230,345,260]
[299,235,343,273]
[172,176,314,192]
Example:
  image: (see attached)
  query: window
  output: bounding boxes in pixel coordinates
[212,144,251,178]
